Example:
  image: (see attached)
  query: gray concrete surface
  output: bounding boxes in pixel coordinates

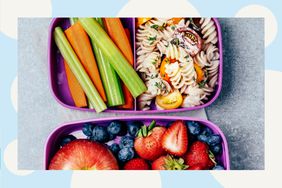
[206,18,264,170]
[18,18,264,170]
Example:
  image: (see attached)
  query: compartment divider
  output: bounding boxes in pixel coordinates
[133,17,138,111]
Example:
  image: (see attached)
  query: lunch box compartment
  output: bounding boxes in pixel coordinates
[48,18,223,113]
[44,116,230,170]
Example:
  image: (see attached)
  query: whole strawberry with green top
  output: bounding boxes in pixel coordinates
[184,141,216,170]
[134,121,166,161]
[152,155,188,170]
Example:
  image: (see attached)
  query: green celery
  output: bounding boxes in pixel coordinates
[79,18,147,98]
[70,18,78,25]
[54,27,107,113]
[90,18,124,107]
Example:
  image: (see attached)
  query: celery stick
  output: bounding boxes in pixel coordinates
[70,18,78,25]
[79,18,147,98]
[90,18,124,107]
[89,101,95,109]
[54,27,107,113]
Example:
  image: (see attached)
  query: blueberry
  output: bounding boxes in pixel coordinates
[107,121,127,136]
[213,165,224,170]
[127,121,142,136]
[210,144,222,155]
[197,134,209,143]
[107,121,121,135]
[82,123,94,137]
[207,134,222,146]
[186,121,201,135]
[120,136,134,148]
[109,143,120,155]
[108,133,116,141]
[201,127,213,136]
[60,135,76,147]
[118,148,135,162]
[91,126,109,142]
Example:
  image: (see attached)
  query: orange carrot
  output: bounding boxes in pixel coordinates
[64,60,87,107]
[121,28,134,109]
[104,18,134,109]
[65,22,107,102]
[124,28,131,43]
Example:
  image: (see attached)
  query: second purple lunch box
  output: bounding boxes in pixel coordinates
[48,18,223,113]
[44,116,230,170]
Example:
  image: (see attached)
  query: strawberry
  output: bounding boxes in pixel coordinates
[124,158,150,170]
[188,165,205,170]
[134,121,166,160]
[184,141,216,170]
[152,155,188,170]
[161,120,188,156]
[152,156,167,170]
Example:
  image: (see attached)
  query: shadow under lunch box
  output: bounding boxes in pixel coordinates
[48,18,223,113]
[44,116,230,170]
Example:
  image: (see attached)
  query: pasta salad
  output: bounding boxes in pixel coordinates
[136,18,220,110]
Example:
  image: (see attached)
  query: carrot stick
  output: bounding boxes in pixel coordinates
[121,28,134,109]
[63,60,87,107]
[65,22,107,102]
[55,27,106,112]
[104,18,134,109]
[124,29,131,42]
[104,18,134,65]
[62,19,87,108]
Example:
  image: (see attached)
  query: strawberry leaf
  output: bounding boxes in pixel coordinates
[164,155,188,170]
[209,151,217,165]
[137,129,143,137]
[148,120,156,131]
[142,125,148,137]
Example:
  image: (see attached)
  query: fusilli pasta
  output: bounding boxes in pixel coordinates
[199,18,218,44]
[205,43,220,87]
[136,18,220,110]
[136,52,161,75]
[165,48,196,93]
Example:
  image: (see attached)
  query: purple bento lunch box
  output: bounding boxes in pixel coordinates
[48,18,223,113]
[44,116,230,170]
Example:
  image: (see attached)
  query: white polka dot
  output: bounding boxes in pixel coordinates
[118,0,200,17]
[0,0,52,39]
[10,76,17,112]
[235,5,278,47]
[71,171,161,188]
[212,70,282,186]
[4,140,34,175]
